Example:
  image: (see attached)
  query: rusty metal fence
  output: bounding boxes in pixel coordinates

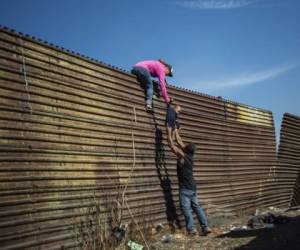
[277,113,300,207]
[0,26,282,249]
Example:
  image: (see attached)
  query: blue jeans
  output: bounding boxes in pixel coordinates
[131,67,153,105]
[180,188,208,232]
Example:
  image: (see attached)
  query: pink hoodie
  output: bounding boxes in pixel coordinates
[134,60,170,103]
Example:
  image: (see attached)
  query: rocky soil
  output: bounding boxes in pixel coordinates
[144,207,300,250]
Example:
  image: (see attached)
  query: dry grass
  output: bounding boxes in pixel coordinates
[72,186,157,250]
[72,106,156,249]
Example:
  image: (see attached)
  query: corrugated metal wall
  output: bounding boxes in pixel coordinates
[277,113,300,207]
[0,27,279,249]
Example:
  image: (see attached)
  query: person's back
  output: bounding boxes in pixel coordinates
[134,60,165,78]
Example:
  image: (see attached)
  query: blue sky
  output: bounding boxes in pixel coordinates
[1,0,300,143]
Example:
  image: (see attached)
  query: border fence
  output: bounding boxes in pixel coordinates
[0,27,298,249]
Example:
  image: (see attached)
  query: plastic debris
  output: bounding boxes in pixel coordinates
[247,212,289,229]
[112,226,125,242]
[127,240,143,250]
[255,209,260,216]
[265,223,274,228]
[156,223,164,232]
[161,234,174,243]
[229,226,248,231]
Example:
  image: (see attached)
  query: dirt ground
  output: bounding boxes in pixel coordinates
[145,207,300,250]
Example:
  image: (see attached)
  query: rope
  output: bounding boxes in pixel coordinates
[19,37,33,114]
[121,106,136,201]
[118,105,137,231]
[125,198,150,250]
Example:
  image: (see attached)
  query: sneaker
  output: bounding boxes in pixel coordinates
[200,227,212,236]
[146,104,153,112]
[187,230,197,237]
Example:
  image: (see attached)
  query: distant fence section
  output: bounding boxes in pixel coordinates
[0,26,295,249]
[277,113,300,207]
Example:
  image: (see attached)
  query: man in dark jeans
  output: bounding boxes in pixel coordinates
[171,142,211,236]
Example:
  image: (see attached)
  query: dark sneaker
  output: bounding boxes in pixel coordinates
[200,227,212,236]
[187,230,197,237]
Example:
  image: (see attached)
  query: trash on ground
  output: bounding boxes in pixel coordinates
[127,240,144,250]
[156,223,164,232]
[247,212,290,229]
[264,223,274,228]
[112,226,126,242]
[229,225,248,231]
[173,233,186,240]
[161,234,175,243]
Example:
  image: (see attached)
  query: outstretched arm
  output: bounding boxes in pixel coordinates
[158,73,170,103]
[170,141,185,159]
[175,129,185,149]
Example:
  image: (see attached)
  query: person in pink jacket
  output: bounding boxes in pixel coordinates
[131,59,173,111]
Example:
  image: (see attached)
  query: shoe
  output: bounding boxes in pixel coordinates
[146,104,153,112]
[200,227,212,236]
[187,230,197,237]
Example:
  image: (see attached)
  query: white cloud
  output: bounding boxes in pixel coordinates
[177,0,256,10]
[197,63,298,91]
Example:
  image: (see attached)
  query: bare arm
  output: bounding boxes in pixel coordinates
[166,127,185,163]
[171,142,185,159]
[175,129,185,149]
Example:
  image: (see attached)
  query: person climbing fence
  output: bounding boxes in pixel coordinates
[131,59,173,112]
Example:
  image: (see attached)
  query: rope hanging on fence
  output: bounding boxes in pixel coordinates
[122,105,137,201]
[120,105,149,249]
[19,37,33,114]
